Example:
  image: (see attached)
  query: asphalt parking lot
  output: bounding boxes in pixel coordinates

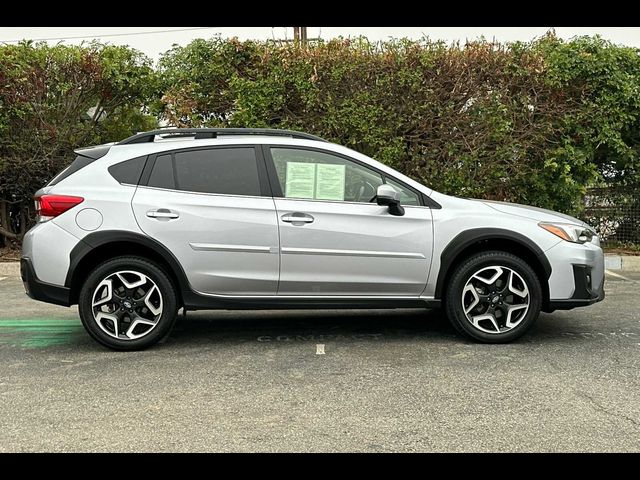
[0,271,638,452]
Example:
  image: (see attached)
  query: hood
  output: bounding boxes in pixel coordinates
[469,199,589,227]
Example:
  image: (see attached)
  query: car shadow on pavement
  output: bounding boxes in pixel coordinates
[166,308,457,345]
[163,308,598,347]
[0,308,615,351]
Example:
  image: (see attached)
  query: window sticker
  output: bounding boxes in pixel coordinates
[285,162,316,199]
[315,163,345,201]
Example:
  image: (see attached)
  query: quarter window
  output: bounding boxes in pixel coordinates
[108,156,147,185]
[147,148,261,196]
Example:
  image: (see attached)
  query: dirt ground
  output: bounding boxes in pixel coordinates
[0,247,20,262]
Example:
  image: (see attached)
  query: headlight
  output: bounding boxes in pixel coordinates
[539,222,595,244]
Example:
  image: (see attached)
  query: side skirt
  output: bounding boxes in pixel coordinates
[182,290,440,311]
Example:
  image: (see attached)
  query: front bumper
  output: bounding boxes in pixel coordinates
[20,257,71,307]
[545,264,605,312]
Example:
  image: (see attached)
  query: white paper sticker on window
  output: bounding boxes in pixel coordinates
[315,164,345,201]
[285,162,316,199]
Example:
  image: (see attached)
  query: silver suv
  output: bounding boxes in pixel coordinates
[21,128,605,350]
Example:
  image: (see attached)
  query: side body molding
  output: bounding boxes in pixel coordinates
[64,230,440,310]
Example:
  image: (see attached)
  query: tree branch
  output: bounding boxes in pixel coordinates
[0,225,21,241]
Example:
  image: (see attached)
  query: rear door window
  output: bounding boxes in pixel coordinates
[147,147,261,196]
[148,154,175,190]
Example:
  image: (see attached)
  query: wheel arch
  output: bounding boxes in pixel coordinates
[66,231,189,306]
[435,228,551,306]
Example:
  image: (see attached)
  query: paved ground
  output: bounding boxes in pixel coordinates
[0,272,639,452]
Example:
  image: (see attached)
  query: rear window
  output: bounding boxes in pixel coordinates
[108,156,147,185]
[48,155,96,186]
[47,144,112,187]
[147,147,261,196]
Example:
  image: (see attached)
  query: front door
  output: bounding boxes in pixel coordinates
[132,146,279,295]
[265,146,433,296]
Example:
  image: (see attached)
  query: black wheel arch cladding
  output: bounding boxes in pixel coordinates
[66,231,191,301]
[435,228,552,300]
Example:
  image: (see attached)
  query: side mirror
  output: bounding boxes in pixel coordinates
[376,184,405,216]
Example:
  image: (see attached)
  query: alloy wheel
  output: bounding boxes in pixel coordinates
[91,270,163,340]
[461,265,530,334]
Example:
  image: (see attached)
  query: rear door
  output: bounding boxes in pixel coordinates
[132,145,280,295]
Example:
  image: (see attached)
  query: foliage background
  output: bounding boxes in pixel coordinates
[1,33,639,247]
[0,41,157,242]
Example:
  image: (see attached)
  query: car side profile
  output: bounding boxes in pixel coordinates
[21,128,605,350]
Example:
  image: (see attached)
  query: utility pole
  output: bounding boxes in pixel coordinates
[292,27,308,44]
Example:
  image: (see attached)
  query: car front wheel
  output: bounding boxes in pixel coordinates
[445,251,542,343]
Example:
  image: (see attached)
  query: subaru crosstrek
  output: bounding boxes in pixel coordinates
[21,128,605,350]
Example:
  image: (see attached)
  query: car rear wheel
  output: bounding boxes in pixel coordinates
[445,251,542,343]
[78,256,178,350]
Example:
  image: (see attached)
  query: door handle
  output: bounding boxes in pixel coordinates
[146,209,179,220]
[281,212,314,225]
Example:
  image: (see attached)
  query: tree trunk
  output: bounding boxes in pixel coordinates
[0,200,9,247]
[19,205,27,236]
[0,200,25,245]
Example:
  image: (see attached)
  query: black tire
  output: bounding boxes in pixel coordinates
[444,251,542,343]
[78,256,178,351]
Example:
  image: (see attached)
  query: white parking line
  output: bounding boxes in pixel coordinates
[0,277,6,282]
[605,270,633,281]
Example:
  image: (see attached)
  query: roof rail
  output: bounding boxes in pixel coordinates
[117,128,327,145]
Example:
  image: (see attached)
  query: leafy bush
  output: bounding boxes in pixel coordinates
[157,34,640,216]
[0,41,157,245]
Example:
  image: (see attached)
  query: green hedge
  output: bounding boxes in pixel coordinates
[0,41,157,243]
[157,34,640,213]
[2,33,640,247]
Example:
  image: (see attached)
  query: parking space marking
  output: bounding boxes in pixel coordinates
[316,344,325,355]
[605,270,633,281]
[0,319,84,348]
[0,277,6,282]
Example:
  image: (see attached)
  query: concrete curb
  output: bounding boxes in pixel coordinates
[604,254,640,272]
[2,254,640,277]
[0,262,20,277]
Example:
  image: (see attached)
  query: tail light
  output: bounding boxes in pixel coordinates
[34,194,84,222]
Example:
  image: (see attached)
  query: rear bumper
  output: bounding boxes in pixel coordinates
[545,264,605,312]
[20,257,71,307]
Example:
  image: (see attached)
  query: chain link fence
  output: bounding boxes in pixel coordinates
[582,187,640,250]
